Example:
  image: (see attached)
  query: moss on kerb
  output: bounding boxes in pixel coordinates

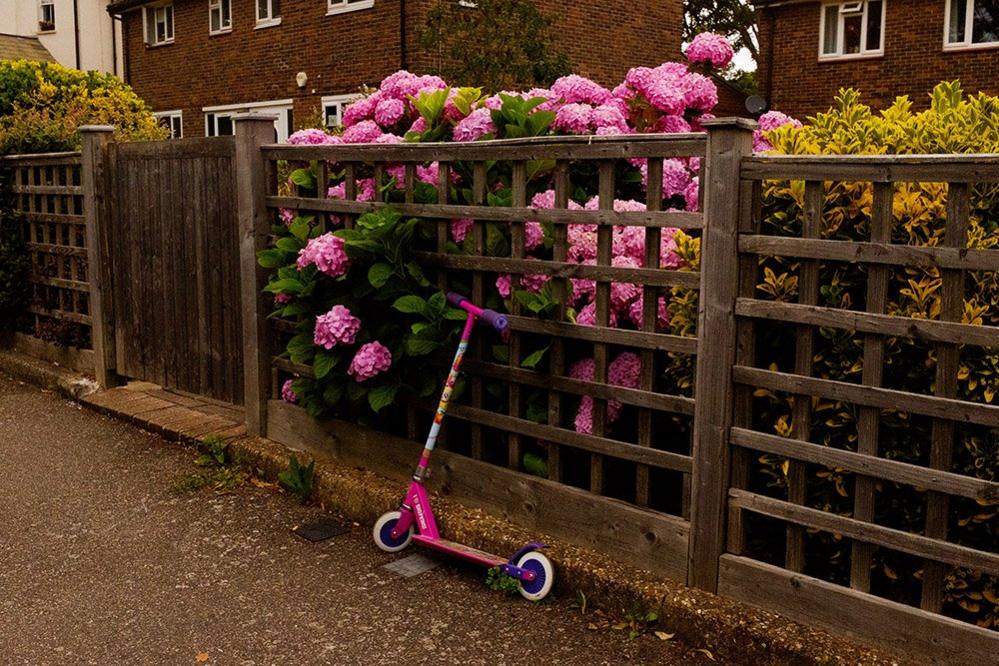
[227,435,898,666]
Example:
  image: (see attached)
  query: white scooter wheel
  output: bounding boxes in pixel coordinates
[373,511,414,553]
[516,551,554,601]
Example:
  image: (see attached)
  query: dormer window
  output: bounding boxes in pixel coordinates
[820,1,885,59]
[38,0,55,32]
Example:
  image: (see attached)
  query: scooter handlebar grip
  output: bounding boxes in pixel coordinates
[446,291,468,308]
[479,309,509,332]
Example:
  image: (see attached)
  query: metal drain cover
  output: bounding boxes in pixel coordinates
[293,518,350,542]
[383,553,440,577]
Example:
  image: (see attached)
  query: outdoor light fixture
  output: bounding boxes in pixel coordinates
[296,72,308,88]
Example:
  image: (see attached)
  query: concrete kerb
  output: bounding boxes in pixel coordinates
[0,348,901,666]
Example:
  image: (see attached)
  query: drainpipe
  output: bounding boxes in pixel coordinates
[72,0,81,68]
[399,0,408,70]
[111,15,119,77]
[764,10,776,106]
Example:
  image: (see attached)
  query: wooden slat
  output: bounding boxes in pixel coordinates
[590,160,614,494]
[507,160,526,471]
[739,234,997,272]
[729,489,999,575]
[719,554,999,666]
[469,161,486,461]
[730,427,999,501]
[733,366,999,427]
[742,153,999,182]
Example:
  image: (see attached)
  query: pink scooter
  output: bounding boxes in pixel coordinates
[373,292,555,601]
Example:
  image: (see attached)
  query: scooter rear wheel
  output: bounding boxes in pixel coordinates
[373,511,414,553]
[516,551,554,601]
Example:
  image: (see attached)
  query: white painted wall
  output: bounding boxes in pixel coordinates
[0,0,124,75]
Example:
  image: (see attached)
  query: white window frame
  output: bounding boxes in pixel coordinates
[256,0,282,28]
[154,110,184,139]
[38,0,56,33]
[320,94,360,128]
[944,0,999,50]
[209,0,233,35]
[203,99,294,142]
[144,3,174,46]
[818,1,885,61]
[327,0,375,17]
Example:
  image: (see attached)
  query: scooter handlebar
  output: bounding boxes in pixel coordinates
[446,292,508,332]
[446,291,467,308]
[479,309,509,333]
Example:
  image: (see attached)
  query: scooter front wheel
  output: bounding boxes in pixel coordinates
[516,551,554,601]
[373,511,414,553]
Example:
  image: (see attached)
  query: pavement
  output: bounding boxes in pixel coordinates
[0,372,718,665]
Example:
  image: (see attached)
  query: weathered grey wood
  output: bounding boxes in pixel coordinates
[734,365,999,427]
[851,181,891,593]
[80,126,117,387]
[730,427,999,501]
[718,554,999,666]
[115,136,236,158]
[735,298,999,348]
[267,400,690,580]
[739,234,997,271]
[729,489,999,575]
[687,118,755,593]
[922,182,971,612]
[235,114,279,437]
[10,332,95,375]
[742,153,999,182]
[269,195,703,228]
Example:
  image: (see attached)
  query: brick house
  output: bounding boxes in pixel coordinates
[755,0,999,118]
[106,0,687,140]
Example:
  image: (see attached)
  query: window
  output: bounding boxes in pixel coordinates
[38,0,55,32]
[819,1,884,59]
[321,94,360,128]
[144,4,174,45]
[203,100,294,141]
[155,111,183,139]
[209,0,232,34]
[327,0,375,17]
[946,0,999,48]
[257,0,281,26]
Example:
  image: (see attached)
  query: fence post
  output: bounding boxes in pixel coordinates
[234,114,277,437]
[688,117,756,593]
[80,125,118,388]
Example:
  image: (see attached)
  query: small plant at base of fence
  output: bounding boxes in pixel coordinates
[485,566,522,597]
[171,435,249,493]
[278,455,316,504]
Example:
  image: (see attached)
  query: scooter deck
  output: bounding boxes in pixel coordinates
[412,534,506,568]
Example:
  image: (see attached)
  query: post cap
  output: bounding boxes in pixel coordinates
[232,112,279,122]
[78,125,115,133]
[699,117,758,131]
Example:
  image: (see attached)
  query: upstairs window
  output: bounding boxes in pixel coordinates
[154,111,183,139]
[38,0,55,32]
[327,0,375,17]
[209,0,232,34]
[144,4,174,46]
[947,0,999,48]
[820,1,884,59]
[321,94,360,128]
[257,0,281,26]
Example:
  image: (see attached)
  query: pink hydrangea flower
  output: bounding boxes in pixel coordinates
[686,32,735,69]
[496,274,514,298]
[591,104,630,133]
[684,178,700,212]
[520,258,550,294]
[661,227,684,268]
[342,120,383,143]
[281,379,298,404]
[452,107,496,142]
[274,292,292,305]
[568,224,598,263]
[753,110,802,152]
[297,233,351,278]
[610,256,641,310]
[640,158,692,197]
[553,103,593,134]
[681,73,719,112]
[524,221,544,251]
[287,128,338,145]
[551,75,612,105]
[655,115,691,134]
[568,354,638,433]
[314,304,361,349]
[450,217,473,243]
[408,116,428,135]
[628,295,671,330]
[575,301,618,327]
[280,208,295,226]
[608,352,641,389]
[348,341,392,382]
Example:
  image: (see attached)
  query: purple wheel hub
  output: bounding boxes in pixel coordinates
[379,518,408,549]
[519,557,547,596]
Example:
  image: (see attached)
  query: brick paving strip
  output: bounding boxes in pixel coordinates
[0,349,901,666]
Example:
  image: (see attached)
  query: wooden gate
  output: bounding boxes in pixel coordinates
[106,137,243,404]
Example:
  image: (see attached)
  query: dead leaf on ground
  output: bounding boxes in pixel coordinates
[654,631,675,641]
[694,648,715,661]
[249,478,279,490]
[195,652,209,663]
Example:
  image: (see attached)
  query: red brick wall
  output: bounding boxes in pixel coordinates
[757,1,999,119]
[123,0,685,137]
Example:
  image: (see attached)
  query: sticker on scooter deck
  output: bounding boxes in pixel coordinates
[382,553,440,578]
[292,518,350,542]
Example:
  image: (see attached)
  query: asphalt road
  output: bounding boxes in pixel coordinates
[0,373,717,665]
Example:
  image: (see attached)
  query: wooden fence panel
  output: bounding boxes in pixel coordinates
[107,137,243,404]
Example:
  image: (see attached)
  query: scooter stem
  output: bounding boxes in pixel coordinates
[413,311,476,481]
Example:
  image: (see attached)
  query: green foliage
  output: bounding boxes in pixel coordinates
[0,168,28,329]
[278,455,316,503]
[485,566,522,596]
[684,0,758,61]
[421,0,571,91]
[171,435,248,493]
[613,606,659,640]
[755,82,999,629]
[0,60,166,154]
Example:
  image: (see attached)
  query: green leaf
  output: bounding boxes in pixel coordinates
[368,262,394,288]
[443,307,468,321]
[290,168,315,189]
[287,333,315,364]
[523,452,549,478]
[289,216,311,241]
[368,383,399,412]
[520,345,550,369]
[322,382,343,405]
[264,278,304,294]
[404,337,439,356]
[313,350,338,379]
[257,248,287,268]
[393,295,427,314]
[491,344,510,363]
[276,236,304,253]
